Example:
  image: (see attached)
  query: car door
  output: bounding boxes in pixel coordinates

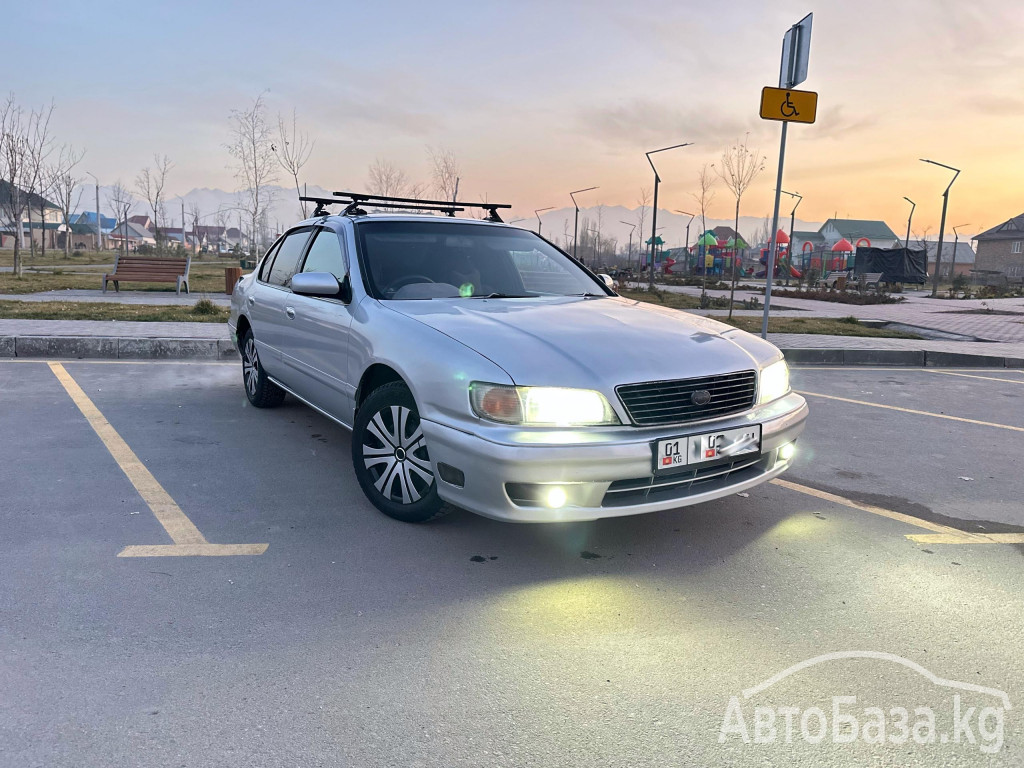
[282,226,356,421]
[247,227,313,381]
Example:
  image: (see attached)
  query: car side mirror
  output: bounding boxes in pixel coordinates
[292,271,350,301]
[599,273,615,290]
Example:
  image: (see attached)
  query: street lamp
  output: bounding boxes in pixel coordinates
[645,142,693,289]
[569,186,599,263]
[534,207,554,237]
[674,210,695,274]
[902,197,916,250]
[619,220,636,279]
[948,223,970,284]
[920,158,961,297]
[778,190,802,285]
[85,171,101,252]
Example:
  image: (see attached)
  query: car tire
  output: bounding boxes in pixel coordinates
[241,328,285,408]
[352,381,447,523]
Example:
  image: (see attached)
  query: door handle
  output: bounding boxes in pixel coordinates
[285,306,296,319]
[247,295,255,306]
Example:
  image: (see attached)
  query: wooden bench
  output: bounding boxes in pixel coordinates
[819,270,850,289]
[102,255,191,295]
[858,272,884,291]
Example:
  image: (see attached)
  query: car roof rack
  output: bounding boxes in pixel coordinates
[333,191,511,223]
[299,195,465,218]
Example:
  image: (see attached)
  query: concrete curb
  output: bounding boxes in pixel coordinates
[1,335,1021,368]
[780,348,1024,368]
[0,335,239,360]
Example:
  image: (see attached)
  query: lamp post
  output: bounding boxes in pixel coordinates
[902,197,916,250]
[645,142,693,290]
[86,171,101,252]
[674,210,695,274]
[569,186,598,263]
[619,220,636,281]
[534,207,554,237]
[920,159,961,297]
[948,223,969,286]
[778,190,801,285]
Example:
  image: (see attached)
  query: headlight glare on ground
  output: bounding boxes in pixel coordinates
[470,383,619,426]
[758,360,791,404]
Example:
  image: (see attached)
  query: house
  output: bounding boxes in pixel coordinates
[0,179,64,248]
[818,218,900,250]
[127,214,155,232]
[973,213,1024,279]
[791,230,825,265]
[69,211,117,250]
[109,220,156,250]
[925,241,976,278]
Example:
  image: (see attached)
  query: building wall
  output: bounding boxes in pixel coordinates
[975,238,1024,276]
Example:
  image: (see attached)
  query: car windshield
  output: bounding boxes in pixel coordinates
[355,220,608,300]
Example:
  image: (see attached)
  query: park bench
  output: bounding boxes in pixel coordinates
[858,272,884,291]
[819,270,850,289]
[102,254,191,295]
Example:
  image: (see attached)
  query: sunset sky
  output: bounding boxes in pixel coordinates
[8,0,1023,237]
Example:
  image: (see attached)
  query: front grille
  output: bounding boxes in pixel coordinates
[602,452,772,507]
[616,370,757,426]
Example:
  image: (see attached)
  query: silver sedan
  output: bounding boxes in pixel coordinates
[229,214,807,523]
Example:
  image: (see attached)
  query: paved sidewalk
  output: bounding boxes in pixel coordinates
[654,284,1024,343]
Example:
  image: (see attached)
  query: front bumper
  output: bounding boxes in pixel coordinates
[422,392,808,522]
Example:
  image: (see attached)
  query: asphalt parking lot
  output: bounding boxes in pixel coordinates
[2,360,1023,767]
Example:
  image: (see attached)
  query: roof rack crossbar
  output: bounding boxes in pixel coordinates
[333,191,510,222]
[299,195,464,217]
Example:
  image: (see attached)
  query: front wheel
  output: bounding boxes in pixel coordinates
[352,382,447,523]
[241,329,285,408]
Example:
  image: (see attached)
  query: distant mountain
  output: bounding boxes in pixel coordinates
[73,184,821,250]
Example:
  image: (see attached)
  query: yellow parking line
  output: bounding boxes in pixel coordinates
[48,362,266,557]
[925,370,1024,385]
[795,390,1024,432]
[118,544,269,557]
[0,359,234,366]
[772,478,1022,545]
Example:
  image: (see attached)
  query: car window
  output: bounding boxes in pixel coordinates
[256,240,282,282]
[355,221,607,300]
[266,228,312,287]
[301,228,347,278]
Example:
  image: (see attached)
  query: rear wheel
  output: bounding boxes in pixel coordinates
[241,329,285,408]
[352,382,447,523]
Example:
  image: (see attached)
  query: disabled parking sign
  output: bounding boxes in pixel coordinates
[760,86,818,124]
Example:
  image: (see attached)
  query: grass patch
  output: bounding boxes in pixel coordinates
[0,300,229,323]
[0,264,232,294]
[623,291,921,338]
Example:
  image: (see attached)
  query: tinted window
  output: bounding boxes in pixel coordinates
[256,240,282,282]
[355,221,606,300]
[267,228,312,287]
[301,229,346,278]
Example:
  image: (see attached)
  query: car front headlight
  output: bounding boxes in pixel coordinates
[470,383,620,426]
[758,359,791,404]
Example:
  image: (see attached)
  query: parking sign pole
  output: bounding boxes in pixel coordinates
[761,122,788,339]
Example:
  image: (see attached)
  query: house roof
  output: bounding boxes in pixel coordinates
[110,221,154,240]
[0,179,59,211]
[70,211,117,230]
[128,214,154,230]
[821,218,899,241]
[974,213,1024,241]
[712,225,740,241]
[793,230,825,242]
[926,241,976,264]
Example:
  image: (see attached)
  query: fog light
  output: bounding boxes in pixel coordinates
[779,443,796,461]
[545,486,568,508]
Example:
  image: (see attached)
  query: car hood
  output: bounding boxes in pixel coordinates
[386,296,773,390]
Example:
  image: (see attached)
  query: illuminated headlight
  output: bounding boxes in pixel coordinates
[758,359,790,404]
[470,383,620,426]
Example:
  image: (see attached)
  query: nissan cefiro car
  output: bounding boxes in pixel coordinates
[228,192,808,523]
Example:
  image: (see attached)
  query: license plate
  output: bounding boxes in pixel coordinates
[654,425,762,473]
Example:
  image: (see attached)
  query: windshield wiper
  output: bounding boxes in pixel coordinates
[469,293,534,299]
[572,292,606,298]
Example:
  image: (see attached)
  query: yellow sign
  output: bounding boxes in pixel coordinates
[760,87,818,124]
[705,254,714,268]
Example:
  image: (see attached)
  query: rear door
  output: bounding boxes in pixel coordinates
[247,227,313,380]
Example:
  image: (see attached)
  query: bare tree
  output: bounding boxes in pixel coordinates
[0,95,55,276]
[428,146,460,202]
[136,154,172,248]
[274,110,315,218]
[367,158,408,197]
[692,164,718,299]
[187,200,202,253]
[717,136,765,317]
[107,181,135,257]
[48,144,85,258]
[634,187,651,277]
[227,93,278,257]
